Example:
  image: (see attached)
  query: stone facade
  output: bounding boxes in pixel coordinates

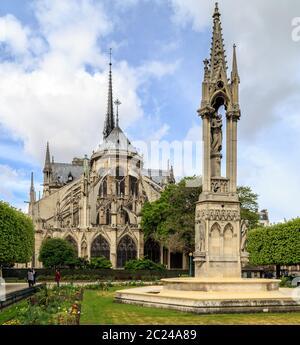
[28,62,177,269]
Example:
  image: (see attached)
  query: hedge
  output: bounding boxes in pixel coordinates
[3,268,189,281]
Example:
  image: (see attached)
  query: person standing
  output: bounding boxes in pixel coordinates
[27,269,34,288]
[32,268,37,285]
[55,269,61,287]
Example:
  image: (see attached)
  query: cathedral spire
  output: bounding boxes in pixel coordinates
[30,172,36,203]
[103,48,115,139]
[44,141,51,171]
[209,2,227,81]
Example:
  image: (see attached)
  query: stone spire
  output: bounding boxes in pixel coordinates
[103,48,115,139]
[43,142,52,197]
[30,172,36,203]
[209,2,227,81]
[43,142,51,173]
[231,44,240,83]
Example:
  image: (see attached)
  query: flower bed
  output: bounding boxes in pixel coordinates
[2,285,82,325]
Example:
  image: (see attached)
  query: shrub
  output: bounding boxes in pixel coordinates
[280,276,293,288]
[89,256,112,269]
[125,258,166,271]
[39,238,76,268]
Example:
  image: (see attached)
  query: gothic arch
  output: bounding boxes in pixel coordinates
[117,235,137,268]
[223,223,234,257]
[65,235,78,257]
[90,234,110,259]
[211,90,229,110]
[129,175,138,196]
[144,238,161,264]
[99,177,107,197]
[209,223,221,256]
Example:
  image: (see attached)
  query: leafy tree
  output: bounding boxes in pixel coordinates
[89,256,112,269]
[0,201,34,273]
[39,238,76,268]
[247,218,300,277]
[141,178,201,253]
[125,258,166,271]
[237,186,259,229]
[141,181,260,253]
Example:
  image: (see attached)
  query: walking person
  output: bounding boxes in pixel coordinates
[27,269,34,288]
[33,268,37,285]
[55,269,61,288]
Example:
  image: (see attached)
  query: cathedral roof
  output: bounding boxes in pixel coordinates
[93,125,139,158]
[51,162,83,185]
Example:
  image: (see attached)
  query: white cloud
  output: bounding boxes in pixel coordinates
[0,14,30,55]
[0,0,178,167]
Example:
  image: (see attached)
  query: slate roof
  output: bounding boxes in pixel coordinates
[51,163,84,184]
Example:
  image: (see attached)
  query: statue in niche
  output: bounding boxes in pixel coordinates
[240,219,249,252]
[195,220,206,252]
[211,113,223,154]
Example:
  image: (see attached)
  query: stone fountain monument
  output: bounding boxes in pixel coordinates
[115,3,300,313]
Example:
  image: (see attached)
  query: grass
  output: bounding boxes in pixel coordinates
[80,287,300,325]
[0,300,27,325]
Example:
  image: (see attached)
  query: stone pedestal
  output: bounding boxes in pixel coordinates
[194,191,241,278]
[161,277,280,292]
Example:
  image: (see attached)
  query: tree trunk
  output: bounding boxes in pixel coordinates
[276,264,281,279]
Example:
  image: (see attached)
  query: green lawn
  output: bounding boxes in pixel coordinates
[0,300,27,325]
[80,287,300,325]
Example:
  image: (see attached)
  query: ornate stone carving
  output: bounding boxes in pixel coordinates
[211,177,229,193]
[196,208,240,222]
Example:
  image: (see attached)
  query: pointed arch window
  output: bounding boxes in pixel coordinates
[129,176,138,196]
[91,235,110,259]
[99,177,107,197]
[144,238,160,264]
[117,235,137,268]
[65,235,78,257]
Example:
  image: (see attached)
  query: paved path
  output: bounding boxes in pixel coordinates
[4,283,29,295]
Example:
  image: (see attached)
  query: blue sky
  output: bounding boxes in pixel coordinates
[0,0,300,223]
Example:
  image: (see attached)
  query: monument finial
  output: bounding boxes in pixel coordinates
[231,44,240,83]
[213,2,220,18]
[210,2,227,80]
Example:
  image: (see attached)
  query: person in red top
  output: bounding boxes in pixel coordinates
[55,269,61,287]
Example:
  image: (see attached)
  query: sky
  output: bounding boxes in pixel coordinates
[0,0,300,223]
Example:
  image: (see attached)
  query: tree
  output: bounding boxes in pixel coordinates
[0,201,34,273]
[39,238,76,268]
[237,186,259,229]
[247,218,300,277]
[141,178,201,253]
